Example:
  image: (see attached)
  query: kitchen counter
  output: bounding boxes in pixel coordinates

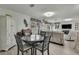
[50,31,64,46]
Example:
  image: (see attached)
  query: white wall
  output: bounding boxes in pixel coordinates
[0,8,31,33]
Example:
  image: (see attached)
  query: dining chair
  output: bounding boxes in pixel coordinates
[14,34,32,55]
[35,32,51,55]
[39,31,46,36]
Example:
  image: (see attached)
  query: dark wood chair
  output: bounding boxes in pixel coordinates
[35,31,51,55]
[39,31,46,36]
[14,34,32,55]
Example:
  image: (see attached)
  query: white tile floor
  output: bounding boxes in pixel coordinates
[0,40,79,55]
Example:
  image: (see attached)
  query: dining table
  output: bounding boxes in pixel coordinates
[23,34,44,55]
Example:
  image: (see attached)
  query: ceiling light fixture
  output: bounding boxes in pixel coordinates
[64,18,72,21]
[43,12,55,17]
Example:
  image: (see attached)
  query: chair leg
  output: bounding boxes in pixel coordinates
[42,51,44,55]
[17,47,19,55]
[35,49,37,55]
[47,49,49,55]
[21,52,24,55]
[47,46,50,55]
[31,48,33,55]
[26,51,28,54]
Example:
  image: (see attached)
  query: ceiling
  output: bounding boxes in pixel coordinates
[0,4,79,22]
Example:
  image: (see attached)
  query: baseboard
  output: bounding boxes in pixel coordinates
[50,41,64,46]
[66,40,75,41]
[0,50,6,52]
[8,45,16,51]
[0,45,16,52]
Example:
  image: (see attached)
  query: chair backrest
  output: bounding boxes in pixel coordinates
[16,32,23,37]
[40,31,46,36]
[42,32,51,49]
[14,34,24,51]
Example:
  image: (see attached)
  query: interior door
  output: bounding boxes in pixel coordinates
[10,17,16,45]
[0,16,6,50]
[6,16,12,48]
[6,16,16,49]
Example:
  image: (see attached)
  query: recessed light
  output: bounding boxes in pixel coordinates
[64,18,72,21]
[43,12,55,17]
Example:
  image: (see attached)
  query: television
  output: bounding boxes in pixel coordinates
[62,24,72,29]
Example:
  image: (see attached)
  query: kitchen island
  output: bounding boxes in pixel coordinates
[50,31,64,46]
